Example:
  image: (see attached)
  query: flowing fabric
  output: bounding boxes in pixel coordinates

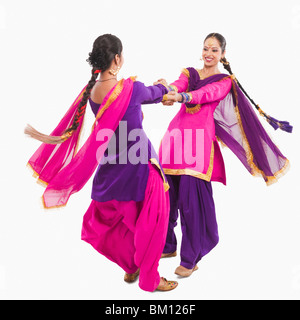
[27,85,87,185]
[162,68,289,185]
[213,74,289,185]
[28,78,134,208]
[81,162,170,292]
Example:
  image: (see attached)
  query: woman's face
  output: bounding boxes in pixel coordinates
[202,37,225,67]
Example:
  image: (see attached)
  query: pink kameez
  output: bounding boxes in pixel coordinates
[160,71,232,184]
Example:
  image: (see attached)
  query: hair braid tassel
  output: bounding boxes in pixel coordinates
[25,69,99,144]
[24,124,71,144]
[221,58,293,133]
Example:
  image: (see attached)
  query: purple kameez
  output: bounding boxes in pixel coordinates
[89,81,168,202]
[81,80,170,292]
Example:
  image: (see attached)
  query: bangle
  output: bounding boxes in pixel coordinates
[179,92,192,103]
[168,85,178,92]
[156,82,178,93]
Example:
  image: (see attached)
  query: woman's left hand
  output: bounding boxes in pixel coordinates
[162,91,182,106]
[154,78,168,86]
[164,91,182,102]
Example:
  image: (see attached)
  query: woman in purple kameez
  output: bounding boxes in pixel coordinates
[157,33,292,277]
[25,34,178,292]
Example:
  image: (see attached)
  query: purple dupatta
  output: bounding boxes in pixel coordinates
[187,68,289,185]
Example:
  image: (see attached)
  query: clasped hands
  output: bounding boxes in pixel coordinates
[153,79,182,106]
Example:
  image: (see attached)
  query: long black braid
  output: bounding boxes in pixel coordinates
[206,33,292,132]
[64,69,99,134]
[64,34,123,135]
[220,57,262,114]
[25,34,123,144]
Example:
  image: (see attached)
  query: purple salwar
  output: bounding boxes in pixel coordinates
[161,67,289,268]
[163,174,218,269]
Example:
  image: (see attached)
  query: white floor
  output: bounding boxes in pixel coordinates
[1,159,300,300]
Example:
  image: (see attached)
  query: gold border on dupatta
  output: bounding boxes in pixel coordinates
[229,76,290,186]
[94,76,136,126]
[162,141,215,182]
[26,86,91,186]
[33,78,128,210]
[149,158,170,192]
[27,163,68,210]
[93,79,125,128]
[26,162,49,187]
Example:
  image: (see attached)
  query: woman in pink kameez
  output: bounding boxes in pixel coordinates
[157,33,292,277]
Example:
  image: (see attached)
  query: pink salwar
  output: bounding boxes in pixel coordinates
[81,163,170,292]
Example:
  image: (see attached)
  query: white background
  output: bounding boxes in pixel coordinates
[0,0,300,300]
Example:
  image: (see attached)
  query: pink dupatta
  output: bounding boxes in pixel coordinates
[27,78,134,209]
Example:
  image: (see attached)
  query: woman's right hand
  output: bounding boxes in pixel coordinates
[162,91,182,105]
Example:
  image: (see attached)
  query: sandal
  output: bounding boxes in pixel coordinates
[124,269,140,283]
[175,265,198,277]
[161,251,177,258]
[156,277,178,291]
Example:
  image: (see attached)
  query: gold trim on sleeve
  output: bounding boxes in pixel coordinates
[162,94,168,102]
[181,68,190,79]
[186,104,202,114]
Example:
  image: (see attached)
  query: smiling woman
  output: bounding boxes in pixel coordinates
[200,33,226,77]
[156,32,292,278]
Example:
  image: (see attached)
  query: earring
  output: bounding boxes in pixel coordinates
[109,66,120,76]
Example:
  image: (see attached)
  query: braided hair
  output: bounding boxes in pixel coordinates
[64,70,99,134]
[205,33,292,132]
[205,33,259,106]
[65,34,123,134]
[25,34,123,143]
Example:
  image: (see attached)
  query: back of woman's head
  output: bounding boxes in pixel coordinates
[24,34,124,144]
[64,34,123,134]
[87,34,123,72]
